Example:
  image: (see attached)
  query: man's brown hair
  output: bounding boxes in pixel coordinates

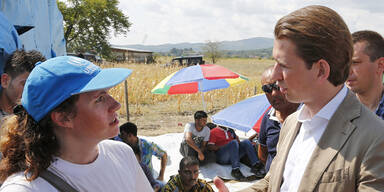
[274,5,353,86]
[352,30,384,62]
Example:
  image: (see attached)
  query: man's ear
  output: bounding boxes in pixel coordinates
[50,111,73,128]
[377,57,384,74]
[315,59,330,82]
[1,73,11,89]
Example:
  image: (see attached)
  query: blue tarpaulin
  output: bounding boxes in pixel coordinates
[0,0,66,59]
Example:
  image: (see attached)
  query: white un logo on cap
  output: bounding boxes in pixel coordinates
[67,57,99,75]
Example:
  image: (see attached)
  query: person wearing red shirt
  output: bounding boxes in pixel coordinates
[208,126,265,180]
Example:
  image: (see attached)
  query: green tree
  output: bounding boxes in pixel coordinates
[57,0,131,58]
[202,40,222,64]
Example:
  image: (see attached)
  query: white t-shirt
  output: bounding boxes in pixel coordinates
[183,122,210,142]
[0,140,153,192]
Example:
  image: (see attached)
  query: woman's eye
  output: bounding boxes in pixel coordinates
[96,96,105,102]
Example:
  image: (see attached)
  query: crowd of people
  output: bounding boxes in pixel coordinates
[0,4,383,192]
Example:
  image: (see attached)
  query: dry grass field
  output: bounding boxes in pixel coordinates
[105,57,274,136]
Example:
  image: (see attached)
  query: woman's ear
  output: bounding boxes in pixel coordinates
[50,111,73,128]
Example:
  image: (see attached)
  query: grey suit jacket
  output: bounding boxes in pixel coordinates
[240,90,384,192]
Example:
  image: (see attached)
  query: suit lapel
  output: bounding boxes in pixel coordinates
[297,91,360,191]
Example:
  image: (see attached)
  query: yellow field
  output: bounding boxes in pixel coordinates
[105,57,274,135]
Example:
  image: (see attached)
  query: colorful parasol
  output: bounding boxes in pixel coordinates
[152,71,248,94]
[151,64,248,110]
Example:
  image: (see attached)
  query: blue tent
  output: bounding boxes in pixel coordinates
[0,0,66,59]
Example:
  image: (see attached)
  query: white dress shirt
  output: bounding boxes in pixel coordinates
[280,85,347,192]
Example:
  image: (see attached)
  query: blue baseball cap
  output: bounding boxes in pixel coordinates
[21,56,132,122]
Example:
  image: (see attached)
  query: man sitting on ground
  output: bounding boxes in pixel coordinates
[208,126,266,180]
[180,111,214,164]
[0,50,45,120]
[162,157,214,192]
[116,122,168,181]
[131,145,163,192]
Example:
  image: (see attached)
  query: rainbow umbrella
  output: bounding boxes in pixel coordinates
[152,64,248,110]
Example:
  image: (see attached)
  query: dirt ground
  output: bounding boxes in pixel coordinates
[124,113,191,136]
[117,107,225,136]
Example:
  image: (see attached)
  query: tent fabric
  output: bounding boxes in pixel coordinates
[0,12,22,76]
[0,0,66,59]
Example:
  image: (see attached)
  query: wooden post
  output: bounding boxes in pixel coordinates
[124,80,129,121]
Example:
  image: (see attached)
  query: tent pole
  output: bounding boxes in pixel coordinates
[201,92,206,112]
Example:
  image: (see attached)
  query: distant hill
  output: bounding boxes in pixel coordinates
[113,37,273,52]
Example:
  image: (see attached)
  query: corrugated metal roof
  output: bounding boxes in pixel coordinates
[110,45,153,53]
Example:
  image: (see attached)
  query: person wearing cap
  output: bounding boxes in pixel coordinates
[346,30,384,119]
[0,50,45,120]
[0,56,152,191]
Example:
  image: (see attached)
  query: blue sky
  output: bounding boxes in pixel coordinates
[109,0,384,45]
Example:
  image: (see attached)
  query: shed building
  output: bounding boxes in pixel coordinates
[110,45,154,63]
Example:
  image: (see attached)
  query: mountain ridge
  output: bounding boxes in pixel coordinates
[112,37,274,52]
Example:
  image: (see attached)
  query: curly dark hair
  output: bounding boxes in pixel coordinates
[0,95,79,182]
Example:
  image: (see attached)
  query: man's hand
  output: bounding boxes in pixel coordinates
[213,176,229,192]
[198,151,205,161]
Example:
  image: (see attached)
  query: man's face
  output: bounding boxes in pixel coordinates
[346,41,382,94]
[1,72,29,107]
[126,133,137,145]
[69,89,121,142]
[271,38,318,104]
[196,117,207,128]
[262,80,290,111]
[179,164,199,189]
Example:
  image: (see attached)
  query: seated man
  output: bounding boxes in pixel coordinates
[131,145,163,192]
[180,111,214,164]
[208,126,265,180]
[163,157,214,192]
[115,122,168,181]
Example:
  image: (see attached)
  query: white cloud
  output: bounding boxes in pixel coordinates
[109,0,384,45]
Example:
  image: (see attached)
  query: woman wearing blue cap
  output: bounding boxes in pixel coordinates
[0,56,153,191]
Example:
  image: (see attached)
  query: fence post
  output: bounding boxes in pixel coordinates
[124,80,129,121]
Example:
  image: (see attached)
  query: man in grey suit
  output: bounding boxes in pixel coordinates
[215,5,384,192]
